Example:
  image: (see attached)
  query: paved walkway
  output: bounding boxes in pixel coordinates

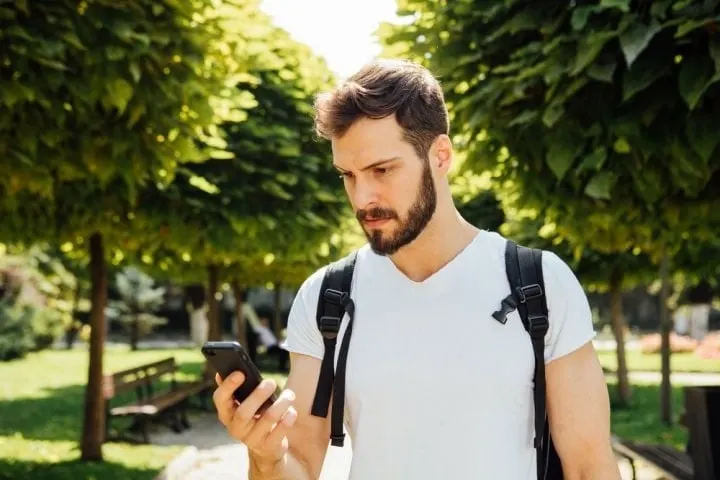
[152,412,663,479]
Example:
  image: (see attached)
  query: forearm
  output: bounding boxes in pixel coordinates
[564,449,621,480]
[248,451,312,480]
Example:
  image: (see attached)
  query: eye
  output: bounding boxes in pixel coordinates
[374,167,390,176]
[338,171,353,180]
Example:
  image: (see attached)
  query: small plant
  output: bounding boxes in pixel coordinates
[106,266,167,350]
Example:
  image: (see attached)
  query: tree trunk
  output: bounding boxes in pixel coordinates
[609,267,631,406]
[273,283,283,339]
[204,265,221,379]
[130,315,139,351]
[230,280,247,348]
[659,253,672,424]
[206,265,221,341]
[80,232,108,461]
[66,281,82,349]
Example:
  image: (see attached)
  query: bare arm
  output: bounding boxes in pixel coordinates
[546,342,621,479]
[248,352,330,479]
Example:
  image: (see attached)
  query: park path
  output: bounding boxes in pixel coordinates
[152,411,665,480]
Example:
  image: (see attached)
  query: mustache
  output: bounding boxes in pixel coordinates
[356,207,398,222]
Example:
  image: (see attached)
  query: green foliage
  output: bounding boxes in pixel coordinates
[0,0,255,242]
[0,301,35,361]
[107,266,167,347]
[380,0,720,263]
[126,22,347,287]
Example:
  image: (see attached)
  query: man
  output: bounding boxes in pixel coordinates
[212,59,621,479]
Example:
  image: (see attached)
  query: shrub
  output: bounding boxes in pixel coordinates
[0,302,35,361]
[639,332,698,354]
[695,332,720,360]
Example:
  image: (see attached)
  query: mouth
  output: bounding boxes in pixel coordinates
[363,218,391,228]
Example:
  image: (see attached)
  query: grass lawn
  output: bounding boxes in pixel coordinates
[607,380,689,450]
[597,349,720,373]
[0,347,287,480]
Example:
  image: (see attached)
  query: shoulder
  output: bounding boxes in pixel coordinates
[294,245,371,310]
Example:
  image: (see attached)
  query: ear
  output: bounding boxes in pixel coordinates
[430,134,453,175]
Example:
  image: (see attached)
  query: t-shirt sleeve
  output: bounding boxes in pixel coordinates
[542,250,597,363]
[280,267,327,360]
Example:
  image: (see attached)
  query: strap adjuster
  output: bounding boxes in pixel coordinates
[331,433,345,446]
[324,288,347,305]
[319,316,342,339]
[516,284,542,302]
[528,314,549,336]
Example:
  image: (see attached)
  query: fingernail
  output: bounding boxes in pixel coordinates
[282,390,296,402]
[262,379,276,390]
[283,409,297,426]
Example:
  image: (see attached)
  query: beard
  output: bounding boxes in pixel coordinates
[356,161,437,256]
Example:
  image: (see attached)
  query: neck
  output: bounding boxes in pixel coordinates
[388,206,479,283]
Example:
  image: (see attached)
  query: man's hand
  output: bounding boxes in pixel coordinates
[213,372,298,467]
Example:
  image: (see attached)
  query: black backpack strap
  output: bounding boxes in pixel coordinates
[310,251,357,447]
[503,240,554,479]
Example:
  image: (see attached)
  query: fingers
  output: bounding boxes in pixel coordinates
[233,379,278,428]
[213,371,245,426]
[244,389,296,448]
[263,406,298,448]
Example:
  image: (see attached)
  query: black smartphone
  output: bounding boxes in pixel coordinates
[201,340,278,412]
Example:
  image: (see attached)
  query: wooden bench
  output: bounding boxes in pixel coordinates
[612,384,720,480]
[103,357,214,444]
[612,436,693,480]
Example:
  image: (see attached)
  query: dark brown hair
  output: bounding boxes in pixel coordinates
[314,58,449,160]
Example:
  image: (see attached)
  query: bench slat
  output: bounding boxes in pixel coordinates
[612,438,693,480]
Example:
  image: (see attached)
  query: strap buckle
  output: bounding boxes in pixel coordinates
[516,284,542,303]
[324,288,347,305]
[527,314,549,337]
[319,316,342,339]
[331,433,345,447]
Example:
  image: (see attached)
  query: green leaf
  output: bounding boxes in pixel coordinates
[546,136,581,181]
[674,19,712,38]
[622,50,669,101]
[619,19,662,67]
[571,32,615,75]
[542,104,564,128]
[599,0,630,12]
[571,6,595,31]
[578,148,607,172]
[686,113,718,162]
[587,60,616,83]
[710,37,720,72]
[613,137,631,154]
[105,79,134,114]
[678,56,714,110]
[585,172,617,200]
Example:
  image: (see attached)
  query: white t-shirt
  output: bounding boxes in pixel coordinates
[283,230,595,479]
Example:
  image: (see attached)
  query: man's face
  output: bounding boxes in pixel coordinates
[332,116,437,256]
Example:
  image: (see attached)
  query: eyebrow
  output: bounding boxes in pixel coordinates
[334,157,401,173]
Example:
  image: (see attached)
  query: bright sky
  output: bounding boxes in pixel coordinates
[260,0,402,79]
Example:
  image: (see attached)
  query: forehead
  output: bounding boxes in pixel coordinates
[331,116,413,169]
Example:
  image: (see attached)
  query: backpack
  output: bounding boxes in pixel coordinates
[309,239,563,480]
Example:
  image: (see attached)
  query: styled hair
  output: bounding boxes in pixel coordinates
[314,58,449,160]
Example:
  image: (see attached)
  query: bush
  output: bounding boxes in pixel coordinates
[639,332,698,354]
[30,306,64,351]
[696,332,720,359]
[0,302,35,361]
[0,301,65,361]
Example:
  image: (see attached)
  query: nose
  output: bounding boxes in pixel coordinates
[349,177,379,211]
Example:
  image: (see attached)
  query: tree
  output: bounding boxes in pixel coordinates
[0,0,252,460]
[381,0,720,424]
[123,21,348,361]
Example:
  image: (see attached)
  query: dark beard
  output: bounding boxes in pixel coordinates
[356,161,437,256]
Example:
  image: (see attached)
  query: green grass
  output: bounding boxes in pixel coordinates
[597,349,720,373]
[0,347,287,480]
[607,381,688,450]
